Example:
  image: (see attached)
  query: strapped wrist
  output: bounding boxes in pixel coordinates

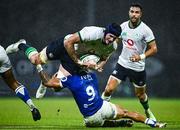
[140,54,146,60]
[36,64,43,72]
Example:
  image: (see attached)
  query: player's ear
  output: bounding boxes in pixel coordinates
[115,38,121,44]
[140,11,142,17]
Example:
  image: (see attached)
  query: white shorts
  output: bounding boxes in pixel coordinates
[84,100,117,127]
[0,45,11,73]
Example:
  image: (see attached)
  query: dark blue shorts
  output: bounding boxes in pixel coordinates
[111,63,146,86]
[46,37,83,74]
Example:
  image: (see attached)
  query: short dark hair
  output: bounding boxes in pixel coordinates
[130,3,143,11]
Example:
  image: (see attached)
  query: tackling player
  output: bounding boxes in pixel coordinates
[0,45,41,121]
[36,64,166,128]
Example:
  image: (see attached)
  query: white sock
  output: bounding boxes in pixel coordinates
[145,118,156,127]
[26,99,36,111]
[36,64,43,72]
[101,92,111,101]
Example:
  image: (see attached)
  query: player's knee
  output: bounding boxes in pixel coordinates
[122,109,128,117]
[135,92,146,101]
[117,108,129,118]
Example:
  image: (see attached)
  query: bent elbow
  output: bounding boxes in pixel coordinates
[153,47,157,54]
[154,46,158,54]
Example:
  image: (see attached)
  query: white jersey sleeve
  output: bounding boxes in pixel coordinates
[79,26,104,42]
[144,25,155,43]
[0,45,12,73]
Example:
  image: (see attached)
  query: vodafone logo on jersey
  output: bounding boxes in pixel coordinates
[124,39,137,50]
[127,39,134,46]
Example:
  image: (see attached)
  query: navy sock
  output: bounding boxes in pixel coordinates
[18,43,31,52]
[140,100,149,110]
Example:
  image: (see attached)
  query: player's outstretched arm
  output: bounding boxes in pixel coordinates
[37,65,62,89]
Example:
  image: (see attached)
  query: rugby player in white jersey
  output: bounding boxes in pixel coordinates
[6,23,121,99]
[0,45,41,121]
[102,3,157,121]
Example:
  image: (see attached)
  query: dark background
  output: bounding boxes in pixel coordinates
[0,0,179,97]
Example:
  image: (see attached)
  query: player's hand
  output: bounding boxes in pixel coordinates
[86,63,104,72]
[129,54,141,62]
[95,65,103,72]
[83,61,97,69]
[77,59,84,66]
[77,60,102,71]
[78,60,98,70]
[77,60,88,69]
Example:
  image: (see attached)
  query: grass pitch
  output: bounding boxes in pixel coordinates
[0,98,180,130]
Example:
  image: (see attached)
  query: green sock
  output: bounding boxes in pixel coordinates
[25,47,38,59]
[140,100,149,110]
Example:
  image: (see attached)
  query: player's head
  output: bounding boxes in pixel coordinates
[129,3,142,24]
[104,23,121,44]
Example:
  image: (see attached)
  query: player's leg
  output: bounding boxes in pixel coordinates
[6,39,43,65]
[1,68,41,121]
[90,100,165,128]
[35,38,66,98]
[114,104,166,128]
[84,100,133,127]
[6,39,59,99]
[35,81,46,99]
[102,119,133,127]
[0,46,41,121]
[6,39,26,54]
[101,75,121,101]
[130,69,156,121]
[102,64,125,101]
[6,39,49,98]
[35,63,51,99]
[36,36,76,98]
[134,84,156,121]
[19,46,48,99]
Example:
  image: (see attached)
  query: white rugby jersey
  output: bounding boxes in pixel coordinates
[0,45,12,73]
[65,26,117,61]
[118,21,155,71]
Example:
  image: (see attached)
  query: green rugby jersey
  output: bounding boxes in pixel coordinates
[67,26,117,61]
[76,37,116,61]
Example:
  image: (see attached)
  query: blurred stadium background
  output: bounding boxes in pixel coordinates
[0,0,179,98]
